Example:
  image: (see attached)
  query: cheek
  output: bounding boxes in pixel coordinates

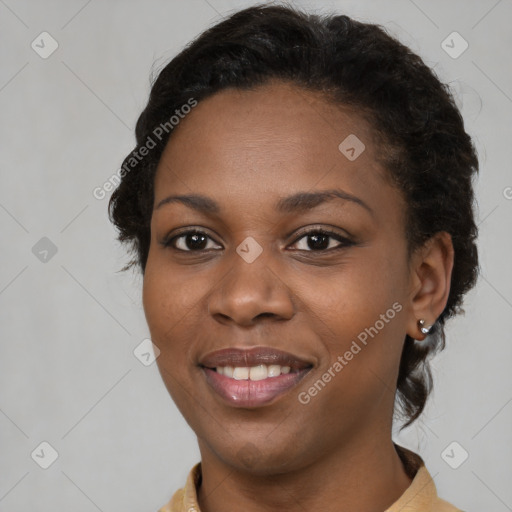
[142,259,205,413]
[142,255,206,343]
[299,247,405,331]
[301,251,407,404]
[319,281,404,384]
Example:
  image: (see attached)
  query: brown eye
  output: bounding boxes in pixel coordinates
[163,230,222,252]
[290,229,354,252]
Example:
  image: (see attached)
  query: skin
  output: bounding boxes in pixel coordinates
[142,80,454,512]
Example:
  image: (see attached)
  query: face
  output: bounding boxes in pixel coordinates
[143,81,415,474]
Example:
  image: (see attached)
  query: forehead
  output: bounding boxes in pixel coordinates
[153,81,398,217]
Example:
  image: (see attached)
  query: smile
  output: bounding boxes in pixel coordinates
[198,346,314,407]
[201,366,311,408]
[215,364,292,380]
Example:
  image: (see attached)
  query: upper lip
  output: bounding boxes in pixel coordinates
[199,347,313,370]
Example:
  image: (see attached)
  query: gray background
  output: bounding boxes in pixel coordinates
[0,0,511,510]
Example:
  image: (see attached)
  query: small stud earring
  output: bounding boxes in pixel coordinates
[418,319,433,335]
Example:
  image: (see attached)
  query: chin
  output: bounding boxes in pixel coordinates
[210,438,309,476]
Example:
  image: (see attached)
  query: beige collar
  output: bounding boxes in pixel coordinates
[160,444,461,512]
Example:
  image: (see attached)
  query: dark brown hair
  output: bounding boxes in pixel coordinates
[109,4,480,429]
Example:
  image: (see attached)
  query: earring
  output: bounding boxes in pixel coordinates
[418,319,433,335]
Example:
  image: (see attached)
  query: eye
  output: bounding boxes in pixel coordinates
[162,230,221,252]
[289,228,354,252]
[161,227,354,253]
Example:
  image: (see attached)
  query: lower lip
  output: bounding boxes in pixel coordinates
[201,367,311,408]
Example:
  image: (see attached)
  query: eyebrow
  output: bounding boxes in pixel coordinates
[155,188,374,218]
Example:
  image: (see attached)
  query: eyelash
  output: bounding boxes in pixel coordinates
[161,227,354,254]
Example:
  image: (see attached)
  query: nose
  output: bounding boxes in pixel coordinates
[207,248,295,327]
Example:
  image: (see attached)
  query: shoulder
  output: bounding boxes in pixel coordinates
[158,487,184,512]
[388,444,464,512]
[158,462,201,512]
[435,496,465,511]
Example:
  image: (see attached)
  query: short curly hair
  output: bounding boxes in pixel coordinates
[109,4,480,429]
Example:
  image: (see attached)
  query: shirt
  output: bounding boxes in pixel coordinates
[158,443,463,512]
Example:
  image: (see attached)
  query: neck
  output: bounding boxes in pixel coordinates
[196,430,413,512]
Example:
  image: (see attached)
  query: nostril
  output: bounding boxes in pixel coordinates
[257,312,275,319]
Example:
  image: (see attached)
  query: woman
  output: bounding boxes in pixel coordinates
[109,4,478,511]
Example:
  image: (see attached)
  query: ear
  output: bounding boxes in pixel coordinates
[406,231,455,341]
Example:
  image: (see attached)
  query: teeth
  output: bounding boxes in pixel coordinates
[268,364,281,377]
[232,367,249,380]
[215,364,292,380]
[249,364,267,381]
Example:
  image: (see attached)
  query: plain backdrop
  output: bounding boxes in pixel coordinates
[1,0,511,510]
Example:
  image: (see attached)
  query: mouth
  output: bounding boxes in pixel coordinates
[199,347,314,408]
